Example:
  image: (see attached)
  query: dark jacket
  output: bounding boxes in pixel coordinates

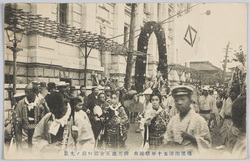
[87,93,98,112]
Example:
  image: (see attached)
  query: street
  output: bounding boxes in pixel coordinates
[125,121,224,151]
[126,123,143,151]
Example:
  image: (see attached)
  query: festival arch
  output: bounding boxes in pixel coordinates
[135,21,168,92]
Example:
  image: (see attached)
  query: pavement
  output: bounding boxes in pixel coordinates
[125,122,224,151]
[126,123,143,151]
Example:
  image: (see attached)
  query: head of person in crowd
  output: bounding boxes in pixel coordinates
[115,88,120,96]
[104,87,112,98]
[100,80,105,86]
[220,90,227,100]
[111,93,119,107]
[106,97,112,105]
[232,96,246,133]
[39,82,48,97]
[202,86,209,97]
[128,90,138,102]
[70,97,83,113]
[70,86,78,98]
[66,83,71,94]
[150,90,162,110]
[31,81,40,95]
[209,88,214,95]
[48,82,56,93]
[98,92,106,104]
[79,85,86,96]
[229,88,239,101]
[120,87,127,95]
[143,88,152,102]
[48,92,68,119]
[57,81,68,93]
[92,87,99,96]
[115,88,123,102]
[172,85,193,118]
[25,83,38,103]
[69,97,83,129]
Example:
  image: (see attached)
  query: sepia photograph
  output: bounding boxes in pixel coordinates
[2,2,247,160]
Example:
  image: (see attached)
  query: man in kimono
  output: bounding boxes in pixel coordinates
[164,85,211,154]
[32,95,95,155]
[199,86,219,128]
[15,83,47,149]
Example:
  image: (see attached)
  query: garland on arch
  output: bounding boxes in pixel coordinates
[135,21,167,92]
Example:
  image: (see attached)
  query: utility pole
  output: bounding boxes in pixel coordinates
[221,41,231,85]
[124,3,137,90]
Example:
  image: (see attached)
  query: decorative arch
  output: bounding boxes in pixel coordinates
[135,21,167,92]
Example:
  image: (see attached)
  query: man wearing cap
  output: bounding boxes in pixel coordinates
[164,85,211,153]
[198,86,219,128]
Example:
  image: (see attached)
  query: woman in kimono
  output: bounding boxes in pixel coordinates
[141,90,170,150]
[216,90,238,150]
[105,93,129,150]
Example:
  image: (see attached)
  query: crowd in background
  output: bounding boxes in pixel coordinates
[4,72,246,157]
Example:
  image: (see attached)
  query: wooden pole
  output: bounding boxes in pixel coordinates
[124,3,137,90]
[84,41,88,88]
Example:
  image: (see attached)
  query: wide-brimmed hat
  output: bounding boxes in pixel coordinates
[14,92,25,98]
[202,86,210,91]
[143,88,153,95]
[128,90,138,96]
[57,81,68,87]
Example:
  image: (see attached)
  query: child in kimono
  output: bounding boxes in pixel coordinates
[105,93,129,150]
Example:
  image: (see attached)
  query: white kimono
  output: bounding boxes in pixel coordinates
[32,110,95,155]
[164,109,211,153]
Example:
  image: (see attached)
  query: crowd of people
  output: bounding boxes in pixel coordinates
[4,77,246,157]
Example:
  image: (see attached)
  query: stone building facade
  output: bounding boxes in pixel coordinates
[4,3,193,108]
[4,3,193,86]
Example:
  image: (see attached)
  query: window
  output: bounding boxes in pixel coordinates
[5,74,13,84]
[124,26,129,48]
[59,4,68,25]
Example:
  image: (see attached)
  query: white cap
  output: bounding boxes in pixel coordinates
[143,88,152,95]
[14,92,25,98]
[203,86,210,91]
